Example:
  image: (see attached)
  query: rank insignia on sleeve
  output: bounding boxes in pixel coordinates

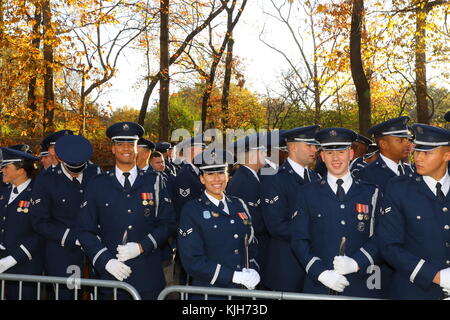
[382,207,391,215]
[179,188,190,197]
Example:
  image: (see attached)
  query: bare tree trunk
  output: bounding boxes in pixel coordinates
[42,0,55,135]
[138,2,229,126]
[201,0,247,130]
[80,70,86,134]
[221,36,234,132]
[350,0,371,136]
[159,0,170,141]
[415,6,429,123]
[26,4,42,134]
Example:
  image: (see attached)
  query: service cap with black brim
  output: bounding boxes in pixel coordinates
[138,138,156,151]
[39,143,49,158]
[42,130,74,147]
[411,124,450,152]
[354,134,372,146]
[368,116,411,138]
[176,134,207,150]
[284,125,321,145]
[1,147,38,168]
[106,122,144,142]
[193,148,234,174]
[8,144,32,154]
[55,135,93,174]
[363,143,379,159]
[265,129,288,151]
[315,128,357,151]
[155,141,172,153]
[232,132,268,154]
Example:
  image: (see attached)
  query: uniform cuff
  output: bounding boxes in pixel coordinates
[410,259,440,291]
[352,248,374,273]
[212,264,235,287]
[305,257,327,283]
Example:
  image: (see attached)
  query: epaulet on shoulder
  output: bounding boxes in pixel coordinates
[355,178,379,189]
[92,171,111,181]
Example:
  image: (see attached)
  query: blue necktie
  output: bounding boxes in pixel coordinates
[336,179,345,201]
[437,182,445,202]
[123,172,131,192]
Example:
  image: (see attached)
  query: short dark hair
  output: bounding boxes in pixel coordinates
[13,160,38,179]
[150,151,163,160]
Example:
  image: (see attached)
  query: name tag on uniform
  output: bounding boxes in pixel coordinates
[203,211,211,219]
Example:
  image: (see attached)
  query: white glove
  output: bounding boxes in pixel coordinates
[232,268,260,289]
[443,287,450,297]
[116,242,141,262]
[440,268,450,289]
[318,270,350,292]
[0,256,17,273]
[333,255,359,275]
[105,259,132,281]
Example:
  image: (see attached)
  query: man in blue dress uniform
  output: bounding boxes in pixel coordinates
[349,134,372,174]
[355,116,414,296]
[291,128,382,298]
[30,134,98,299]
[156,142,178,177]
[178,148,260,299]
[136,137,155,171]
[378,124,450,299]
[38,142,52,170]
[226,133,269,282]
[260,125,321,292]
[41,130,74,172]
[0,148,44,299]
[77,122,176,300]
[356,116,414,191]
[172,135,206,220]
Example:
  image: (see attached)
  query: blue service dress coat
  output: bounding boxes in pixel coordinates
[77,168,176,300]
[0,181,44,299]
[378,174,450,300]
[177,193,258,299]
[291,177,383,298]
[355,156,414,191]
[172,162,204,221]
[30,164,99,280]
[226,165,269,276]
[350,157,367,176]
[260,159,320,292]
[354,156,414,297]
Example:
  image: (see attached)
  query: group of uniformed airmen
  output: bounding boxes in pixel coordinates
[0,114,450,300]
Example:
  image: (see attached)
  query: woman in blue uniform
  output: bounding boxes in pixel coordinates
[0,147,44,299]
[177,148,260,299]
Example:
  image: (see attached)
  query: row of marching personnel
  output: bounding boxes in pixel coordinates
[0,114,449,300]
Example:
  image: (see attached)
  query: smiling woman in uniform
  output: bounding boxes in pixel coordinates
[177,148,260,299]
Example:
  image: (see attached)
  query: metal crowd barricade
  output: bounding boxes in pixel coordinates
[0,273,141,300]
[157,285,380,300]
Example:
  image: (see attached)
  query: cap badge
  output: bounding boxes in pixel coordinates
[123,124,130,131]
[330,130,337,137]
